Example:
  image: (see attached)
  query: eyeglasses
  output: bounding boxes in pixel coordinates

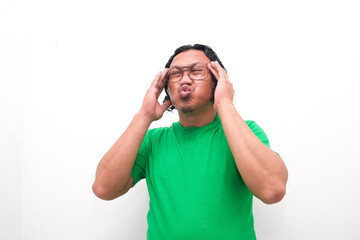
[167,65,210,83]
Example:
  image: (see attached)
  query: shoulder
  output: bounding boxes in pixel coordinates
[244,120,263,132]
[145,125,174,142]
[147,125,173,136]
[245,120,270,148]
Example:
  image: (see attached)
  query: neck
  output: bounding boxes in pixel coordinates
[178,107,217,127]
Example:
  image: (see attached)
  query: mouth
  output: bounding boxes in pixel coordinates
[178,85,192,98]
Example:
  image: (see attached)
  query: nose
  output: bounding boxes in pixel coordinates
[178,70,193,84]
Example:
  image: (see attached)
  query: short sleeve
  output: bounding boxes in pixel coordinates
[130,132,150,186]
[245,120,270,148]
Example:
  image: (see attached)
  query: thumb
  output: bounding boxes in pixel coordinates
[160,100,172,112]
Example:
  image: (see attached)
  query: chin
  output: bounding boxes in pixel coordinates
[179,107,194,114]
[172,97,194,113]
[175,102,194,113]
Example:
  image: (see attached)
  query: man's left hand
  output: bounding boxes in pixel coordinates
[207,61,234,113]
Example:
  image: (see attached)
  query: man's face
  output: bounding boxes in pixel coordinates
[167,50,214,114]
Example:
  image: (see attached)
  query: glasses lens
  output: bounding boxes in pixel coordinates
[168,69,182,82]
[168,66,208,82]
[189,66,207,80]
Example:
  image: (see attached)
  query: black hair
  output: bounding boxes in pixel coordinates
[163,44,226,111]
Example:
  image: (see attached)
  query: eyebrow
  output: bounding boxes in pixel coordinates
[169,62,205,69]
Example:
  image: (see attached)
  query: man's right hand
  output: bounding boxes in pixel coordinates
[92,70,172,200]
[139,69,172,123]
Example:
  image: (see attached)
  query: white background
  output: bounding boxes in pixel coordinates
[1,0,360,239]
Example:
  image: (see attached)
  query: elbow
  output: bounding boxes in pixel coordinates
[260,184,287,204]
[92,182,118,201]
[92,178,131,201]
[261,164,288,204]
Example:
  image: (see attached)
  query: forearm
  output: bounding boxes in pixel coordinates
[218,104,288,204]
[92,112,152,200]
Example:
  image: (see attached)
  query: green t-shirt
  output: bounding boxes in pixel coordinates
[131,115,270,240]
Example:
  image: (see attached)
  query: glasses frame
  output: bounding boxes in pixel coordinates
[167,64,210,83]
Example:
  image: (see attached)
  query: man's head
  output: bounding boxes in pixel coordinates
[163,44,226,112]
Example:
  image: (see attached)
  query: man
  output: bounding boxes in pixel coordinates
[92,44,288,240]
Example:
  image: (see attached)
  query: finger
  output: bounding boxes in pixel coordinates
[160,100,172,112]
[161,68,169,78]
[215,61,229,80]
[150,71,163,88]
[211,61,226,79]
[153,68,169,90]
[207,62,220,80]
[154,71,169,99]
[149,69,168,97]
[158,68,169,88]
[213,61,228,80]
[152,70,170,98]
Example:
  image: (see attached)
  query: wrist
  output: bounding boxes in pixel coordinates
[215,101,235,114]
[134,111,153,128]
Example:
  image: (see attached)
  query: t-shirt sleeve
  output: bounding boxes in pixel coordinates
[245,120,270,148]
[130,132,150,186]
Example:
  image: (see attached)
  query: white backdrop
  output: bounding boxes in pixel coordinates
[1,0,360,239]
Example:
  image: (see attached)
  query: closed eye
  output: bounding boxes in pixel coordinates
[170,71,182,76]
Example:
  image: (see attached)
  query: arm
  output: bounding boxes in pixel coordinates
[92,69,171,200]
[208,61,288,204]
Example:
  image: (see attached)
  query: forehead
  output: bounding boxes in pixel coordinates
[170,49,210,68]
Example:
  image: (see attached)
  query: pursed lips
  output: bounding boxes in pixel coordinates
[178,85,193,98]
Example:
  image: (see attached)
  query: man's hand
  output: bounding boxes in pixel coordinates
[139,69,172,122]
[208,61,288,204]
[93,69,171,200]
[207,61,234,113]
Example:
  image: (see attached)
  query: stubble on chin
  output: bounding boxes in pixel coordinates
[179,107,194,114]
[175,97,194,114]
